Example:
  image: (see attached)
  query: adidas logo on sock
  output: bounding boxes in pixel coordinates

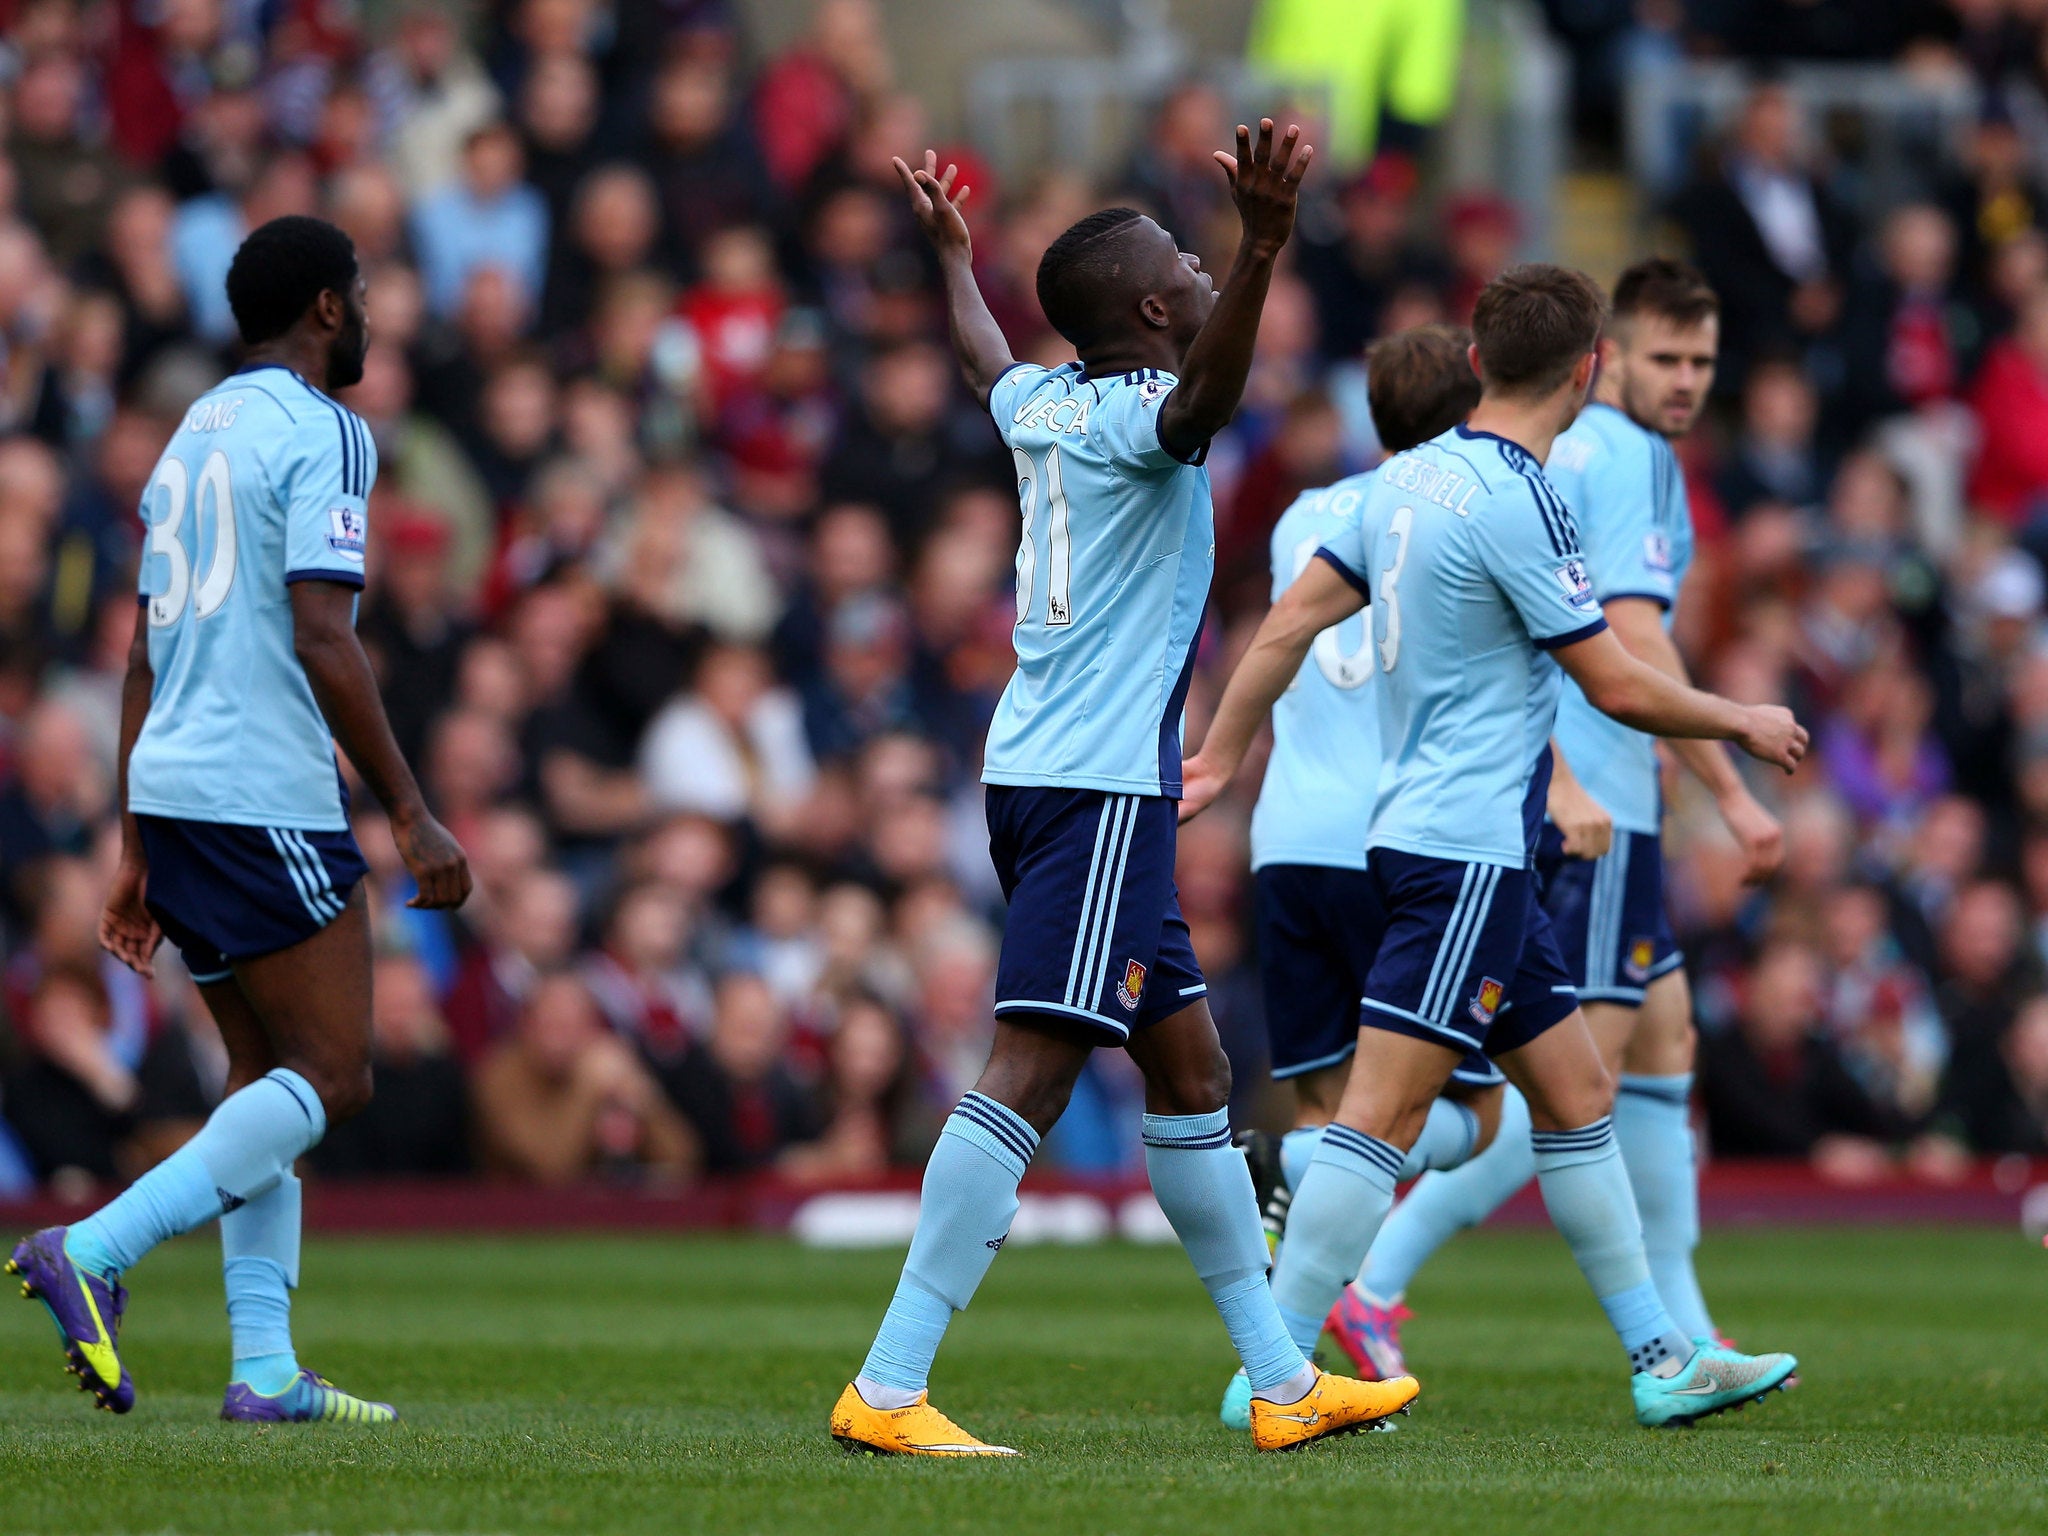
[217,1189,247,1214]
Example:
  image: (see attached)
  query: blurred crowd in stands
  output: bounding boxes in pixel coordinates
[5,0,2048,1196]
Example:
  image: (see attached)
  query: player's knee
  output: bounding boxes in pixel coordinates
[307,1062,374,1126]
[1151,1046,1231,1117]
[1466,1086,1506,1154]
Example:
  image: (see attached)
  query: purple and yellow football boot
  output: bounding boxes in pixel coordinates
[221,1368,398,1424]
[8,1227,135,1413]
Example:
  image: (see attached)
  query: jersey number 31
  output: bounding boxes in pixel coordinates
[146,452,239,628]
[1012,445,1073,628]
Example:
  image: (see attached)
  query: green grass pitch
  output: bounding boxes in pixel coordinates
[1,1225,2042,1535]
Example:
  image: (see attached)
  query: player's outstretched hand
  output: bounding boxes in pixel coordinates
[894,150,972,256]
[1548,773,1613,861]
[396,811,473,910]
[1718,786,1785,885]
[99,857,162,979]
[1734,705,1809,775]
[1178,754,1227,824]
[1214,119,1313,254]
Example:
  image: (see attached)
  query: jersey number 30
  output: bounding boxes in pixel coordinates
[1012,445,1073,627]
[146,451,239,628]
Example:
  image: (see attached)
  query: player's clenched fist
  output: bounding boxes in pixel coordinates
[1214,119,1314,254]
[1734,704,1809,774]
[395,810,472,910]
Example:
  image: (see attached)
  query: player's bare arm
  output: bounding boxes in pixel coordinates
[1553,624,1807,773]
[291,581,471,910]
[1157,119,1314,461]
[99,613,164,978]
[1181,555,1361,821]
[893,150,1015,405]
[1602,597,1783,881]
[1546,742,1613,860]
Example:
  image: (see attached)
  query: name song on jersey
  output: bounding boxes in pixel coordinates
[184,397,245,434]
[1380,454,1479,517]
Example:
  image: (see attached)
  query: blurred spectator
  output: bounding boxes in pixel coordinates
[411,122,550,318]
[640,642,816,828]
[1967,288,2048,523]
[1699,936,1914,1173]
[474,971,697,1184]
[7,51,125,267]
[780,991,941,1181]
[1294,155,1446,364]
[1718,357,1825,518]
[1672,82,1856,392]
[313,956,471,1176]
[651,970,821,1172]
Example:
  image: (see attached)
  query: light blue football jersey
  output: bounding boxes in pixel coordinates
[1249,478,1378,872]
[1318,426,1608,869]
[127,364,377,832]
[981,362,1213,797]
[1544,402,1695,835]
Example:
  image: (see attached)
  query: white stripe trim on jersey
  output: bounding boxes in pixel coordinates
[1590,840,1626,989]
[1425,864,1500,1024]
[268,829,340,924]
[1062,797,1120,1008]
[286,830,343,920]
[1417,863,1478,1022]
[1088,796,1141,1006]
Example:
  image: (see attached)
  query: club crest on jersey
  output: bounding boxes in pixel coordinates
[1468,977,1505,1025]
[326,506,367,561]
[1552,558,1596,612]
[1116,959,1148,1012]
[1624,937,1656,982]
[1643,532,1673,572]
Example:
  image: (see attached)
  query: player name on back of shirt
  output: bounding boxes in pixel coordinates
[1379,453,1480,517]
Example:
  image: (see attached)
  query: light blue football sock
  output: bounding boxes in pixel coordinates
[1268,1125,1404,1355]
[66,1069,327,1279]
[1398,1098,1482,1180]
[1279,1126,1323,1193]
[1615,1073,1715,1340]
[223,1170,302,1394]
[1358,1086,1534,1301]
[1144,1110,1310,1397]
[857,1092,1038,1404]
[1532,1116,1691,1374]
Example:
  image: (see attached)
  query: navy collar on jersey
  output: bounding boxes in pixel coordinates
[1454,423,1529,450]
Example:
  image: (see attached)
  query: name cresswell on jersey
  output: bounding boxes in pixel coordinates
[1379,454,1480,516]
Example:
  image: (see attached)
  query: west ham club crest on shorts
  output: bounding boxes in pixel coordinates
[1116,959,1148,1012]
[1468,976,1505,1026]
[1624,936,1656,983]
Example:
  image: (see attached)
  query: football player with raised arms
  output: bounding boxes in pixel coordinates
[1182,264,1803,1426]
[11,215,470,1424]
[831,122,1424,1458]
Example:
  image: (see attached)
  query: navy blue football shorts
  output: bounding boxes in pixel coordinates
[1254,863,1504,1087]
[1358,847,1579,1059]
[985,786,1205,1043]
[137,815,368,984]
[1535,824,1683,1007]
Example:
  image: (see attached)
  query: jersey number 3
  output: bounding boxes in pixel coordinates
[1375,505,1413,673]
[1012,444,1073,628]
[146,451,239,628]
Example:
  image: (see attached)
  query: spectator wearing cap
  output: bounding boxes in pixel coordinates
[358,507,473,767]
[1293,154,1448,364]
[411,122,550,318]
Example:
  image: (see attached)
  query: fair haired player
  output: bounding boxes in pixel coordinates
[829,124,1421,1459]
[11,216,470,1423]
[1334,259,1786,1378]
[1182,264,1802,1426]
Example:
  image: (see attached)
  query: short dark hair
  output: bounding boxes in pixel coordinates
[1367,324,1479,452]
[1610,257,1719,331]
[225,215,358,346]
[1036,207,1150,349]
[1470,263,1607,398]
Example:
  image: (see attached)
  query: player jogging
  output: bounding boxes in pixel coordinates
[10,215,470,1423]
[831,124,1420,1458]
[1182,264,1802,1427]
[1214,326,1517,1429]
[1336,260,1785,1378]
